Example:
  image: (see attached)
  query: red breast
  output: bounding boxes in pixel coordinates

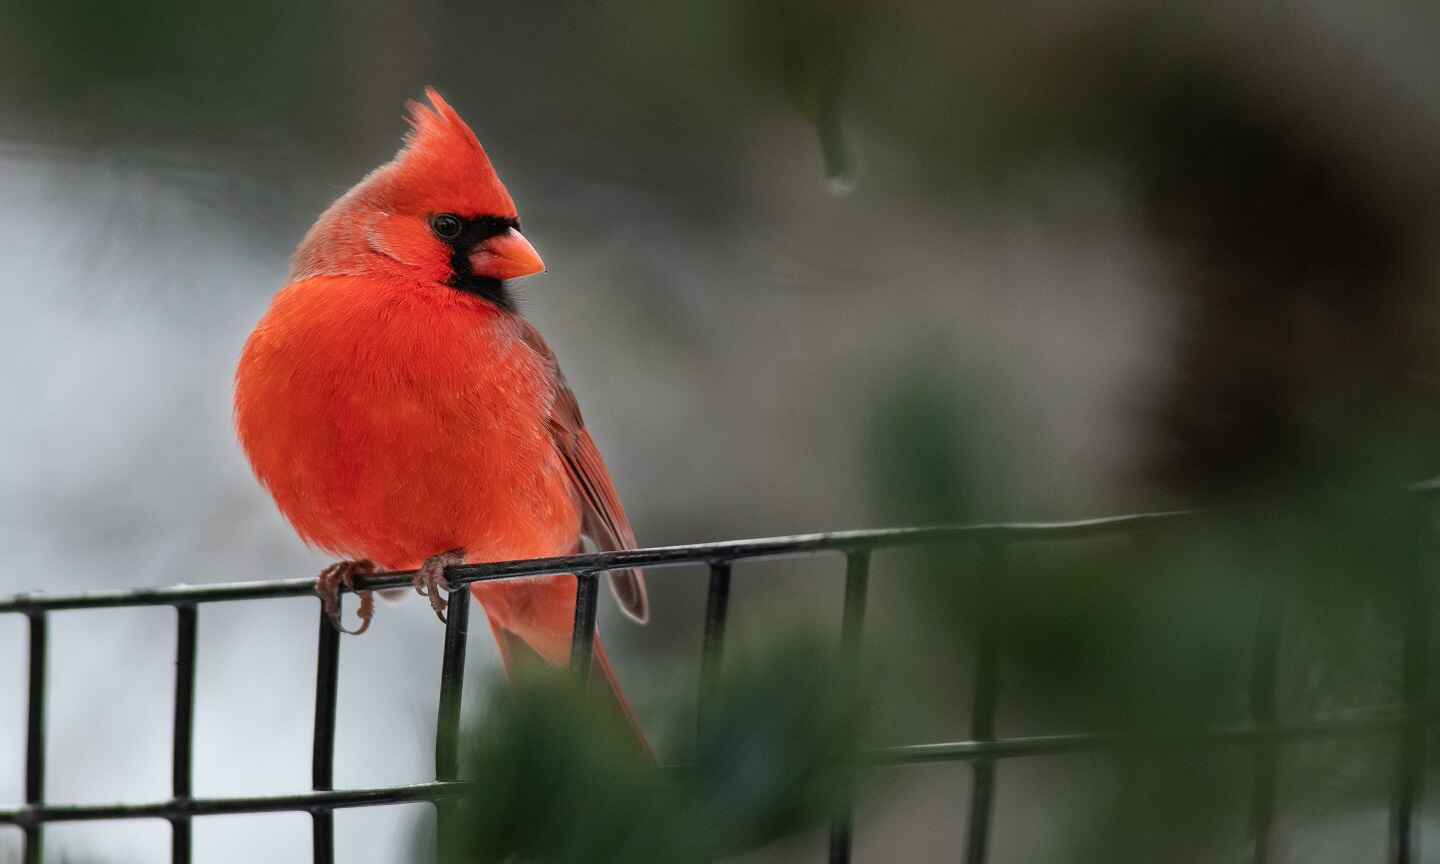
[235,273,581,569]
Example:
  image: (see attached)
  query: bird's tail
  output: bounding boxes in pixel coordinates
[592,636,653,758]
[485,615,652,758]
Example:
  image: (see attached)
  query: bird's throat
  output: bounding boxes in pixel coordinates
[448,271,516,312]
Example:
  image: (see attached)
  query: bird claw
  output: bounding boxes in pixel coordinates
[414,549,465,624]
[316,560,377,635]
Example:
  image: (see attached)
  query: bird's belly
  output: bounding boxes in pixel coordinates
[269,400,579,569]
[319,415,579,568]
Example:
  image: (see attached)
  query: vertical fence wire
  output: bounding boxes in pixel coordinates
[570,572,601,684]
[311,606,341,864]
[22,611,46,864]
[1248,566,1285,864]
[1391,499,1433,864]
[697,562,733,741]
[171,604,197,864]
[433,586,471,857]
[827,550,871,864]
[435,587,471,778]
[962,541,1004,864]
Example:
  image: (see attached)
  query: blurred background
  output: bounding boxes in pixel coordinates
[4,0,1440,861]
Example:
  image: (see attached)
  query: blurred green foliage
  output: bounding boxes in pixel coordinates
[864,370,1431,859]
[434,640,862,863]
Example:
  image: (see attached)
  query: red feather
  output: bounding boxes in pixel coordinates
[520,320,649,623]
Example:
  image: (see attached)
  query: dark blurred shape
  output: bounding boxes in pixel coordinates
[436,639,861,863]
[743,0,859,189]
[1122,58,1437,502]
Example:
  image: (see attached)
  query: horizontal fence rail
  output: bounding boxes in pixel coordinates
[0,513,1192,614]
[0,505,1433,864]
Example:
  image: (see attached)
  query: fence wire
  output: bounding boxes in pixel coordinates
[0,508,1432,863]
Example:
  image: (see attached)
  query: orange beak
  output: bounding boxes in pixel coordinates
[469,228,545,281]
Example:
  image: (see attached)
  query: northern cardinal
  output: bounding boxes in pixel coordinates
[234,88,648,741]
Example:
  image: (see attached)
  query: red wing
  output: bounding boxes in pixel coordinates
[520,321,649,623]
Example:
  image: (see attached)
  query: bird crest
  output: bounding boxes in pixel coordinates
[382,87,517,218]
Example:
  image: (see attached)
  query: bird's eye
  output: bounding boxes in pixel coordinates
[430,214,463,240]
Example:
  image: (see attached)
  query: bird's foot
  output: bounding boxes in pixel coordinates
[316,559,378,635]
[414,548,465,624]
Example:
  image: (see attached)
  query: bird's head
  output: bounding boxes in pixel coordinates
[290,88,544,311]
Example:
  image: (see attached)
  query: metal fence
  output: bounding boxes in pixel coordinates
[0,508,1431,864]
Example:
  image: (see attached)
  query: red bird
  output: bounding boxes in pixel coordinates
[234,89,648,736]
